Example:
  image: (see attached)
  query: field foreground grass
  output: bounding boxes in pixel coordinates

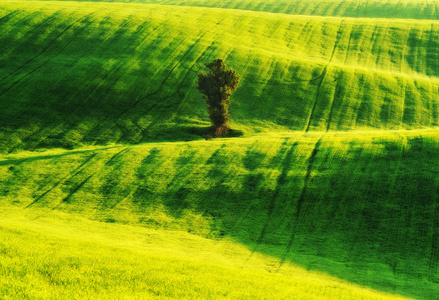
[2,130,439,299]
[0,207,412,299]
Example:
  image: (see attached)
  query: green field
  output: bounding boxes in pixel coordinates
[1,0,439,299]
[2,0,439,152]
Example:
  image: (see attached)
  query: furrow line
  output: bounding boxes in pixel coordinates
[58,172,96,206]
[171,15,232,117]
[130,13,230,120]
[401,77,408,127]
[1,11,95,93]
[368,25,379,68]
[48,15,137,113]
[278,133,325,269]
[326,71,342,131]
[0,10,21,26]
[0,10,51,80]
[255,140,297,244]
[9,10,105,143]
[385,139,406,274]
[304,67,327,132]
[85,24,194,140]
[435,0,439,20]
[25,153,98,208]
[305,19,344,132]
[103,148,131,166]
[244,137,304,265]
[429,188,439,279]
[109,23,221,141]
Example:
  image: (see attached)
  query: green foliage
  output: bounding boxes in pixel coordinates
[197,59,240,136]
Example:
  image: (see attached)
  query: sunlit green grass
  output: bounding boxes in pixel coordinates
[2,1,439,152]
[2,0,439,299]
[22,0,439,20]
[2,130,439,299]
[0,208,412,299]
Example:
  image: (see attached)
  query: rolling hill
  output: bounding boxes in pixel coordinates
[2,130,439,299]
[22,0,439,20]
[2,1,439,152]
[1,0,439,299]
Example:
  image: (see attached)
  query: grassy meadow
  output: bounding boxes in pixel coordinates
[2,1,439,152]
[1,208,414,299]
[1,0,439,299]
[19,0,439,20]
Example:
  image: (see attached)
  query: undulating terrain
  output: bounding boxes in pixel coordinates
[1,0,439,299]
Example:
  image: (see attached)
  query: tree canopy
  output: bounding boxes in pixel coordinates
[197,59,240,137]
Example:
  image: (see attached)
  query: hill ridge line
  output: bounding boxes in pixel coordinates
[18,0,439,21]
[2,128,439,162]
[10,0,439,22]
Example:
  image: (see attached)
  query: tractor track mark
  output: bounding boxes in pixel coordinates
[25,153,98,208]
[0,10,21,26]
[1,11,96,95]
[305,19,345,132]
[0,11,59,81]
[429,194,439,279]
[82,21,193,143]
[244,134,308,267]
[278,133,324,269]
[326,70,343,131]
[57,173,96,207]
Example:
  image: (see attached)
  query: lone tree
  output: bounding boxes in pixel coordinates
[197,59,240,137]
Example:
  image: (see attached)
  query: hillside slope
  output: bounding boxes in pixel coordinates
[25,0,439,20]
[2,1,439,299]
[1,1,439,152]
[2,130,439,299]
[0,208,412,299]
